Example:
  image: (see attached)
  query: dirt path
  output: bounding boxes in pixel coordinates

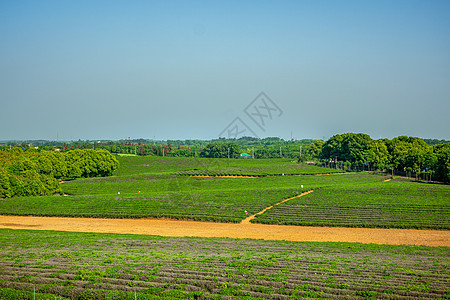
[0,215,448,247]
[241,190,314,224]
[189,175,259,178]
[188,173,347,178]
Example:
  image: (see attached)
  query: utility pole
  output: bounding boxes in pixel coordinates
[280,147,282,158]
[228,148,230,159]
[300,146,302,157]
[252,147,254,159]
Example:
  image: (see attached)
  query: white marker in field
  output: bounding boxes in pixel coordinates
[118,192,120,195]
[301,185,303,189]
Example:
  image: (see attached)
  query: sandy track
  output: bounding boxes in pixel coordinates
[241,190,314,224]
[189,175,259,178]
[0,215,448,247]
[188,173,346,178]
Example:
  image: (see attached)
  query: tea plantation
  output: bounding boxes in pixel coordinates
[0,156,448,229]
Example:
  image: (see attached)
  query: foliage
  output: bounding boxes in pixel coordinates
[366,139,390,170]
[0,149,119,198]
[199,142,240,158]
[306,140,324,159]
[1,137,319,159]
[434,143,450,183]
[313,134,449,182]
[321,133,372,162]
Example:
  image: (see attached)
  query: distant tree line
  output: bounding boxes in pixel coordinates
[0,148,119,198]
[1,135,448,181]
[102,138,316,158]
[199,143,241,158]
[306,133,449,182]
[0,137,316,159]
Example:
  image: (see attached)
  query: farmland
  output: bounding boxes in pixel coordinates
[0,156,449,229]
[114,156,343,176]
[1,229,449,299]
[0,155,449,299]
[252,178,450,229]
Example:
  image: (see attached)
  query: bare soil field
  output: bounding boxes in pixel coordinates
[1,215,448,247]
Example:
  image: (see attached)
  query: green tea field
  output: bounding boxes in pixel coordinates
[0,156,448,229]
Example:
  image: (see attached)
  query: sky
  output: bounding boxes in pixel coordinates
[1,0,449,141]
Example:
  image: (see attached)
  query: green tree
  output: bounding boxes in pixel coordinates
[321,133,372,163]
[0,167,12,198]
[307,140,324,158]
[366,140,390,170]
[387,136,431,172]
[200,143,240,158]
[321,134,345,161]
[434,144,450,182]
[341,133,372,162]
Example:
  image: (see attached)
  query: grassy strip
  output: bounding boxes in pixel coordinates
[0,229,449,299]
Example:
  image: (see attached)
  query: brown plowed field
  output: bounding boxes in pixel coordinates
[1,215,448,247]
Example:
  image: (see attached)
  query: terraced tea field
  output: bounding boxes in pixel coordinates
[1,229,449,299]
[115,156,343,177]
[253,179,450,229]
[0,156,448,229]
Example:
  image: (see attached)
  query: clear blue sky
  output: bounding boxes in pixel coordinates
[1,0,449,141]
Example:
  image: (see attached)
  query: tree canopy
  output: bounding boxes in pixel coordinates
[0,149,119,198]
[309,133,448,182]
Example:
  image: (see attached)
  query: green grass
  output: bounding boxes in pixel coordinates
[0,229,448,299]
[1,156,449,229]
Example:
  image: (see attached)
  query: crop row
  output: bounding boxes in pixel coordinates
[2,152,448,230]
[0,188,302,223]
[252,180,450,230]
[114,155,344,176]
[1,171,448,230]
[60,171,343,196]
[2,173,448,229]
[177,170,343,177]
[0,229,449,299]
